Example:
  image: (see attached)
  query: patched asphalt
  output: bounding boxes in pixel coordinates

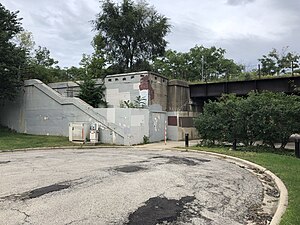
[0,148,279,225]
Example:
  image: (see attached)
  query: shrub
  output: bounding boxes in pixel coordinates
[195,91,300,149]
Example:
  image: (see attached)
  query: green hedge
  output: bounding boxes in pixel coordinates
[195,91,300,149]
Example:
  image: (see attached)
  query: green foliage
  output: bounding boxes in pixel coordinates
[195,92,300,149]
[121,96,146,108]
[258,47,300,76]
[152,45,243,82]
[66,66,86,80]
[14,30,35,56]
[143,135,150,144]
[22,45,62,83]
[79,53,105,79]
[13,28,65,84]
[93,0,170,73]
[31,46,58,67]
[0,3,26,101]
[77,74,107,108]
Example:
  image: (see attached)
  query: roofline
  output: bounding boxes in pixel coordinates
[105,71,169,80]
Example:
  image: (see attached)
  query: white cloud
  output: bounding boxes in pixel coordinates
[1,0,300,68]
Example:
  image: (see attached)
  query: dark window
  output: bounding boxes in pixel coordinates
[123,77,126,81]
[168,116,177,126]
[108,78,112,82]
[179,117,194,128]
[115,78,119,81]
[131,75,134,79]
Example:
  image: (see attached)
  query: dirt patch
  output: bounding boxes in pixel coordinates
[125,196,195,225]
[115,166,146,173]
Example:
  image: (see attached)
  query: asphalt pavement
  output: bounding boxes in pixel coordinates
[0,145,279,225]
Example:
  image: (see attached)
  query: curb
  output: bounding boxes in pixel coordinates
[0,145,129,153]
[182,149,288,225]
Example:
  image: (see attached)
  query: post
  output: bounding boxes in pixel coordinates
[185,133,189,148]
[201,56,204,82]
[258,64,261,79]
[164,120,167,145]
[233,139,237,150]
[295,139,300,158]
[292,61,294,77]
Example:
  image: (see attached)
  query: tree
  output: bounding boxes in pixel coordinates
[0,3,26,101]
[79,53,105,79]
[258,47,300,76]
[31,46,58,67]
[13,29,65,84]
[77,74,107,108]
[152,45,243,81]
[152,50,190,80]
[14,30,35,57]
[93,0,170,73]
[21,45,63,83]
[67,66,86,80]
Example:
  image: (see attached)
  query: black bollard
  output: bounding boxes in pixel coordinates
[233,139,237,150]
[185,133,189,148]
[295,139,300,158]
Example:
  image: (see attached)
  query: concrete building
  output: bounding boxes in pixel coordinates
[0,71,198,145]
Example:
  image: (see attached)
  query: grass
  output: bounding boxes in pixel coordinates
[0,126,76,150]
[189,145,300,225]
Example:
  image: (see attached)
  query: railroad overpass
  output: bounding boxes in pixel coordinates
[189,76,300,110]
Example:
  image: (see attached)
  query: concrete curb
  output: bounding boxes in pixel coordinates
[181,149,288,225]
[0,145,128,153]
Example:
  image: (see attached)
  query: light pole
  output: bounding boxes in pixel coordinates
[201,56,204,82]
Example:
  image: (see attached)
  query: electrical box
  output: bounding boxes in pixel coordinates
[69,122,90,142]
[90,123,100,144]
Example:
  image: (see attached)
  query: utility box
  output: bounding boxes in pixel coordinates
[90,123,100,144]
[69,122,90,142]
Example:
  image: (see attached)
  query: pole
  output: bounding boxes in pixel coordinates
[295,139,300,158]
[201,56,204,82]
[164,120,167,145]
[292,61,294,77]
[258,64,261,79]
[185,133,189,148]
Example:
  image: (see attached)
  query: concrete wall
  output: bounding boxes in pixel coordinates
[48,81,80,97]
[94,108,152,145]
[167,111,199,141]
[0,79,167,145]
[167,80,190,111]
[49,71,168,110]
[95,108,166,144]
[105,71,168,110]
[0,79,127,145]
[149,110,167,143]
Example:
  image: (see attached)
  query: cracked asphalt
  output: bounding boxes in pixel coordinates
[0,148,278,225]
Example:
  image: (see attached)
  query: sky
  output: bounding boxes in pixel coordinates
[2,0,300,70]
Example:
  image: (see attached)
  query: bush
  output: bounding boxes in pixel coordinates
[194,91,300,149]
